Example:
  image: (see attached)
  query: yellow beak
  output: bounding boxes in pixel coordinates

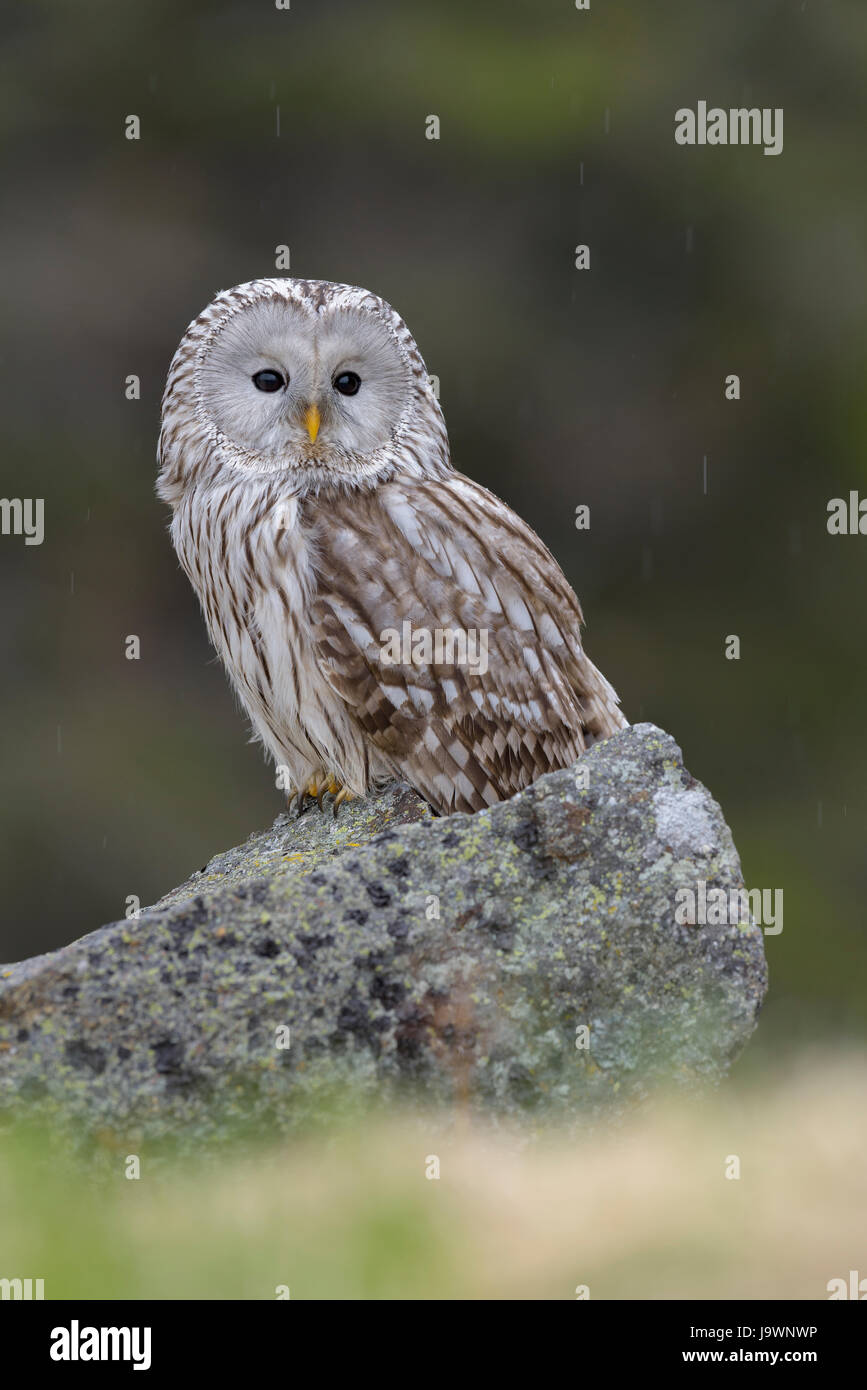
[303,403,321,444]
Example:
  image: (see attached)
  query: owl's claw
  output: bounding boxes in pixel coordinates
[287,777,352,818]
[286,779,321,817]
[317,776,344,814]
[331,787,355,818]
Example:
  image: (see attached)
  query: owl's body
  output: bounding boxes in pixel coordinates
[158,278,626,815]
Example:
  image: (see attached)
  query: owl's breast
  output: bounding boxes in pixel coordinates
[172,479,362,780]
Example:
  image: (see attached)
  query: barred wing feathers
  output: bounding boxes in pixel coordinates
[307,473,627,815]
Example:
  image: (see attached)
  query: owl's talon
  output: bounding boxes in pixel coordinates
[286,778,348,817]
[332,787,355,817]
[287,782,326,817]
[312,776,341,814]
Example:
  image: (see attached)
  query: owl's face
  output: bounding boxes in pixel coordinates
[199,295,415,471]
[159,279,450,501]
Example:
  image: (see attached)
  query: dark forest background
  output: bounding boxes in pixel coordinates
[0,0,864,1065]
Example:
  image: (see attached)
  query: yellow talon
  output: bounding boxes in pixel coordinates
[287,776,354,817]
[286,778,323,816]
[317,776,343,811]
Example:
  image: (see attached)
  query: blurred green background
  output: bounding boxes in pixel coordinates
[0,0,864,1072]
[1,1056,865,1299]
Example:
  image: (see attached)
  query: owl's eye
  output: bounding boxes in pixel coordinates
[252,369,286,393]
[333,371,361,397]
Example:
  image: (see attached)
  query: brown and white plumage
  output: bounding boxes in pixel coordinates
[157,277,626,816]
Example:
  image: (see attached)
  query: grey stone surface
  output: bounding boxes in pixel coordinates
[0,725,766,1145]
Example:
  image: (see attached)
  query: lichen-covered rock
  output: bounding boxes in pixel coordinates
[0,725,766,1145]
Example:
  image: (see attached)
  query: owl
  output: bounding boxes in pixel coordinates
[157,278,627,816]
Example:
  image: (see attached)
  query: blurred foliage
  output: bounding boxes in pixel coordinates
[0,1053,865,1298]
[0,0,865,1065]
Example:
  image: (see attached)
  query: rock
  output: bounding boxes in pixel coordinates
[0,725,766,1146]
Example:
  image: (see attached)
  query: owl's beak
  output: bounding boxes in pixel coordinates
[303,403,321,444]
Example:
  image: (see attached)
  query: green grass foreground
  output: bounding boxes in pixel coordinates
[1,1052,865,1300]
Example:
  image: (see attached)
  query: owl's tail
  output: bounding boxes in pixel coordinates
[579,656,630,747]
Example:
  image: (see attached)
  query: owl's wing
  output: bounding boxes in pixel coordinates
[307,472,627,815]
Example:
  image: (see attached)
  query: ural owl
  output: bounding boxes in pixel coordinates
[157,278,627,816]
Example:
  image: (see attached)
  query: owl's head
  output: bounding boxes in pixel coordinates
[158,278,449,502]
